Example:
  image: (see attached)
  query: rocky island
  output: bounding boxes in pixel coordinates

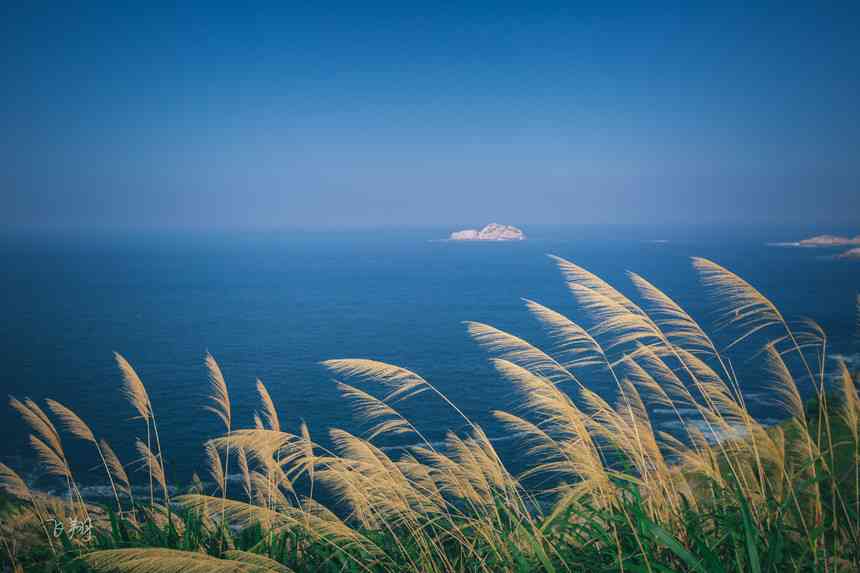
[798,234,860,247]
[449,223,526,241]
[773,234,860,260]
[784,234,860,260]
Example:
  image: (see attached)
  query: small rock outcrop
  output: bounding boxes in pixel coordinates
[837,247,860,260]
[449,223,526,241]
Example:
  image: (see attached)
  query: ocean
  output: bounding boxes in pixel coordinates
[2,224,858,495]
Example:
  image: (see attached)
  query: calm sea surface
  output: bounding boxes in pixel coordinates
[2,225,858,493]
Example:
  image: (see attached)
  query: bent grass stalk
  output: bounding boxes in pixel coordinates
[205,352,232,551]
[45,399,123,514]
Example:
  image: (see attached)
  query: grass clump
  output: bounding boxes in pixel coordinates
[1,256,858,572]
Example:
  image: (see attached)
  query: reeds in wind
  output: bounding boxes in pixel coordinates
[2,254,858,573]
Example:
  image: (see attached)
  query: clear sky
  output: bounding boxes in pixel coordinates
[2,1,858,231]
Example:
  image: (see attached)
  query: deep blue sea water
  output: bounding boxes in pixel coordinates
[2,225,858,494]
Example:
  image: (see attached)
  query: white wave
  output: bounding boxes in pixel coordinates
[658,419,749,444]
[380,432,527,453]
[75,483,182,500]
[650,407,701,416]
[831,353,859,366]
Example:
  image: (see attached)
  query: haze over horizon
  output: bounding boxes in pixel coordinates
[3,2,859,232]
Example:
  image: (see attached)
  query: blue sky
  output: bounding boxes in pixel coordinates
[2,1,858,231]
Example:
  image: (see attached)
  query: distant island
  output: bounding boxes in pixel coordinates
[769,234,860,260]
[449,223,526,241]
[798,234,860,247]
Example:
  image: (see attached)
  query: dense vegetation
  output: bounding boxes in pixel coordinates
[1,256,858,572]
